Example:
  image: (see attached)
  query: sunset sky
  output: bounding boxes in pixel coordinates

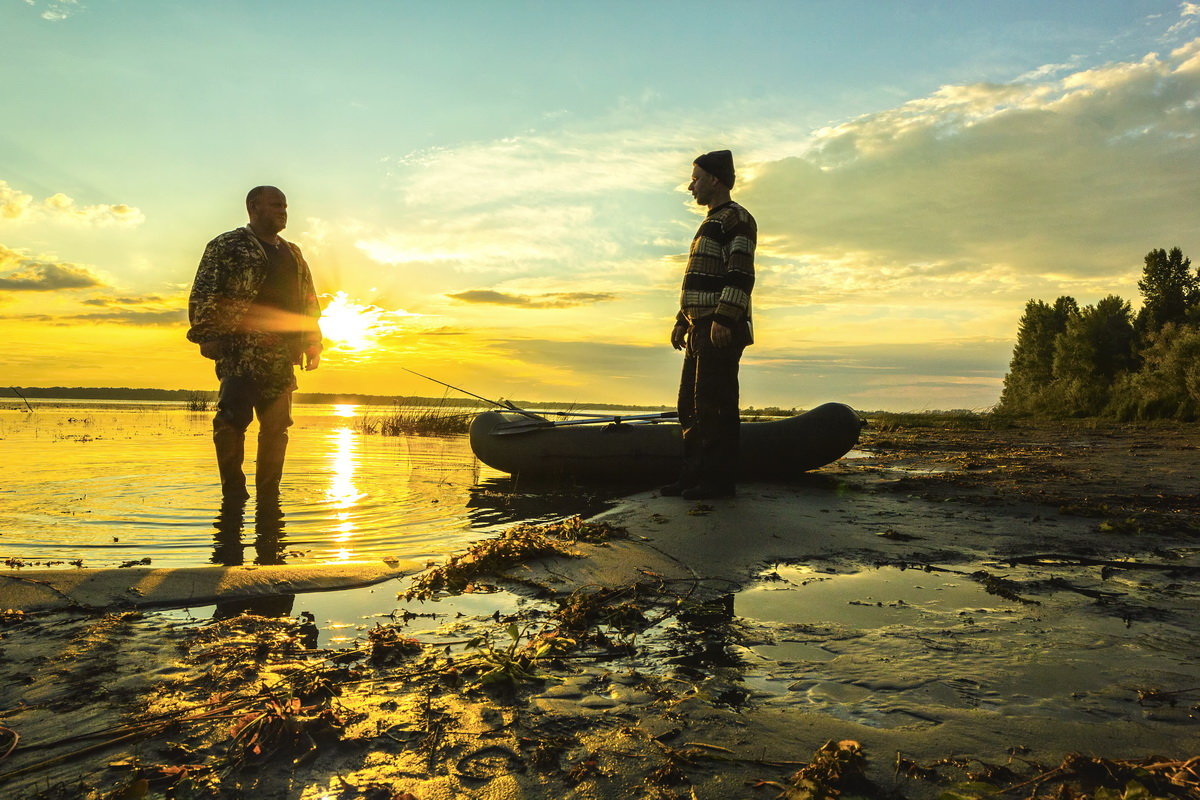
[4,1,1200,411]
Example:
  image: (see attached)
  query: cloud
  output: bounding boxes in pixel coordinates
[0,245,105,291]
[0,180,144,227]
[354,203,618,273]
[1168,3,1200,36]
[387,129,692,211]
[5,292,187,326]
[69,308,187,326]
[357,116,783,278]
[743,38,1200,299]
[448,289,616,308]
[68,293,182,326]
[81,295,166,306]
[23,0,82,21]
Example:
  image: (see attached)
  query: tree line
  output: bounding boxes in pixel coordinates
[999,247,1200,419]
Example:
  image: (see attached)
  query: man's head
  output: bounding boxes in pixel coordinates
[246,186,287,235]
[689,150,735,207]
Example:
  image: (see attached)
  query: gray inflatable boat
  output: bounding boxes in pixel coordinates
[469,401,863,483]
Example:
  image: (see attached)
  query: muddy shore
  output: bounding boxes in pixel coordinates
[1,418,1198,799]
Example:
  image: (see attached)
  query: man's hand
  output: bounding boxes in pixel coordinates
[710,321,732,348]
[303,346,321,371]
[671,323,688,351]
[199,340,223,360]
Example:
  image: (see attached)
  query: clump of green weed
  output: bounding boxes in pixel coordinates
[402,516,626,601]
[462,621,575,687]
[403,525,573,601]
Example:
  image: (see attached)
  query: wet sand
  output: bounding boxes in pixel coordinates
[1,418,1198,798]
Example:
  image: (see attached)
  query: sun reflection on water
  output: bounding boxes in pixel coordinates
[332,404,357,418]
[326,427,363,559]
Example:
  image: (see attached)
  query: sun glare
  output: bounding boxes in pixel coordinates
[320,291,399,352]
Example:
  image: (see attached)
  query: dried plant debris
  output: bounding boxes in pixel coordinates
[366,626,423,666]
[402,516,626,601]
[225,684,346,767]
[896,751,1200,800]
[969,570,1042,606]
[781,739,880,800]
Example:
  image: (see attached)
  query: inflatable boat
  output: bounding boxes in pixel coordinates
[469,402,863,483]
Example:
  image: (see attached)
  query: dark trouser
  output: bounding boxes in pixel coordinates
[212,374,294,500]
[676,321,744,489]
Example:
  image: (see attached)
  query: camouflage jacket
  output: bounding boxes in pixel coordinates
[187,226,323,395]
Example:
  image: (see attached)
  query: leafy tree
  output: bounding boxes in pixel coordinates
[1051,295,1136,415]
[1136,247,1196,335]
[1111,323,1200,420]
[998,295,1077,414]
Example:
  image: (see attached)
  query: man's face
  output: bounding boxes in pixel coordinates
[248,189,288,234]
[689,165,717,206]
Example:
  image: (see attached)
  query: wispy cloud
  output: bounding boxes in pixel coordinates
[0,244,106,291]
[0,180,144,227]
[744,37,1200,300]
[447,289,615,308]
[81,295,166,306]
[354,203,615,274]
[10,292,188,326]
[1168,2,1200,36]
[23,0,82,22]
[69,308,186,326]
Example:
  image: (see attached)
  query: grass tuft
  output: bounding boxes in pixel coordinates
[355,402,473,436]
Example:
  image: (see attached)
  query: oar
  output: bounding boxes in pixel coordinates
[489,411,678,436]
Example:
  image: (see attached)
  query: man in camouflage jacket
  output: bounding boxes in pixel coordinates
[187,186,323,501]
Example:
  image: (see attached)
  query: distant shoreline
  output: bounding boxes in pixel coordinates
[4,385,674,413]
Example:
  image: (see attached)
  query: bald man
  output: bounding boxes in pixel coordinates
[187,186,323,502]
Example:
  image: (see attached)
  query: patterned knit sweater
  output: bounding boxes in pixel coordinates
[675,201,756,344]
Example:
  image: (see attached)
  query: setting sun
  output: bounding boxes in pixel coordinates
[319,291,399,353]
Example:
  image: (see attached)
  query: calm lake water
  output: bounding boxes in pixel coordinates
[0,400,623,570]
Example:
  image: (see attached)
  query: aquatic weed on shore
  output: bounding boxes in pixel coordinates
[402,516,627,601]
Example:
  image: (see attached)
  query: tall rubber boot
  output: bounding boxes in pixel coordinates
[213,423,249,501]
[255,428,288,501]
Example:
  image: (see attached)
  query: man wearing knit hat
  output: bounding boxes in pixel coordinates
[663,149,757,500]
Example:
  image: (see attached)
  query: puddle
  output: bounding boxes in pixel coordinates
[155,558,1200,735]
[728,562,1200,728]
[737,564,1010,630]
[171,578,545,650]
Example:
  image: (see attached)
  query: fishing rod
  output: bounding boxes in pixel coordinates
[401,368,544,421]
[401,367,678,428]
[488,411,679,436]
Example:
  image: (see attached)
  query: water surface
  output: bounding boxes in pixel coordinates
[0,400,619,569]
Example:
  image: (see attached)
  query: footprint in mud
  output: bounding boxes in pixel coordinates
[455,745,525,783]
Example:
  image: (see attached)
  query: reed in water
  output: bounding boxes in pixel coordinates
[355,402,473,436]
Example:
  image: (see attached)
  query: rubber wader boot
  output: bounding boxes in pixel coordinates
[255,429,288,500]
[213,426,249,501]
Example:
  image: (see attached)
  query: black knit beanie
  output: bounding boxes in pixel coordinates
[693,150,735,189]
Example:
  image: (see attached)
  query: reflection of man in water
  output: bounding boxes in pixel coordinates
[664,150,756,500]
[187,186,323,501]
[211,499,302,625]
[211,501,288,567]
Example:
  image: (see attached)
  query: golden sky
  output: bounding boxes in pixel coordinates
[4,2,1200,410]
